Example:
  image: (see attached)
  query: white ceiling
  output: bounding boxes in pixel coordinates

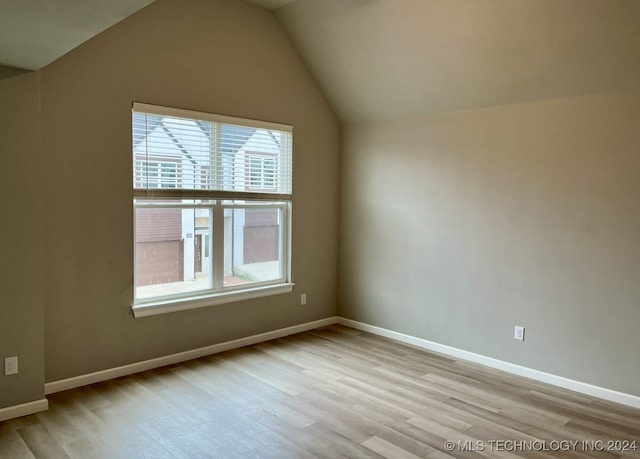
[242,0,296,9]
[0,0,292,71]
[2,0,639,123]
[0,0,158,70]
[277,0,640,122]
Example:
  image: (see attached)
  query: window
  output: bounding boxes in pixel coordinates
[136,161,179,189]
[132,103,293,317]
[247,154,277,190]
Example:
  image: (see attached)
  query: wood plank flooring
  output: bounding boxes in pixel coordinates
[1,325,639,458]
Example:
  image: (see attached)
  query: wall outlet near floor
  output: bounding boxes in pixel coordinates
[4,356,18,376]
[514,325,525,341]
[300,293,307,305]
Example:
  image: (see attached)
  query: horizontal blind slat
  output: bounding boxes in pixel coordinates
[133,188,291,201]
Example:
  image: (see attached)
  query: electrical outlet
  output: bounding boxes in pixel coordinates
[514,325,525,341]
[300,293,307,305]
[4,356,18,376]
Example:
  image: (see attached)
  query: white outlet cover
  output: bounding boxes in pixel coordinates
[514,326,525,341]
[4,356,18,375]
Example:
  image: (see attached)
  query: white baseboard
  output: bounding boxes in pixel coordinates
[45,316,339,395]
[337,317,640,410]
[0,399,49,422]
[43,315,640,410]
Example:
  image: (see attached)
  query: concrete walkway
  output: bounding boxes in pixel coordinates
[136,261,280,299]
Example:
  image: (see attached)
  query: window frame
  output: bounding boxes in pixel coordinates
[131,103,294,318]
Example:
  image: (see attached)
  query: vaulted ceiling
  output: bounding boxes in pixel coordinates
[2,0,639,123]
[0,0,297,71]
[277,0,640,122]
[0,0,156,70]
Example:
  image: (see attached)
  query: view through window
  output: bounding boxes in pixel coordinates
[132,103,292,306]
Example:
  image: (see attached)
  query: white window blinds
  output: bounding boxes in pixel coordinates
[133,103,293,199]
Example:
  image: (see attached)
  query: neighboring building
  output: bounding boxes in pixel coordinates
[133,113,281,287]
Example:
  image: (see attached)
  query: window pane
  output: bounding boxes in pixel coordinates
[133,108,293,194]
[160,162,178,188]
[224,206,282,287]
[263,158,276,188]
[246,154,278,190]
[132,105,293,309]
[249,156,262,188]
[135,203,213,299]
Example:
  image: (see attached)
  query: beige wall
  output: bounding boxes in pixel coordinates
[41,0,340,382]
[0,65,31,80]
[6,0,637,410]
[340,89,640,396]
[0,72,45,408]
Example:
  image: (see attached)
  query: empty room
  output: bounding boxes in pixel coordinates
[1,0,639,457]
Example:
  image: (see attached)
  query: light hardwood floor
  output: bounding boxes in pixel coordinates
[1,325,639,458]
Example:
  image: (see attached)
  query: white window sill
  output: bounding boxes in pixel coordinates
[132,283,295,318]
